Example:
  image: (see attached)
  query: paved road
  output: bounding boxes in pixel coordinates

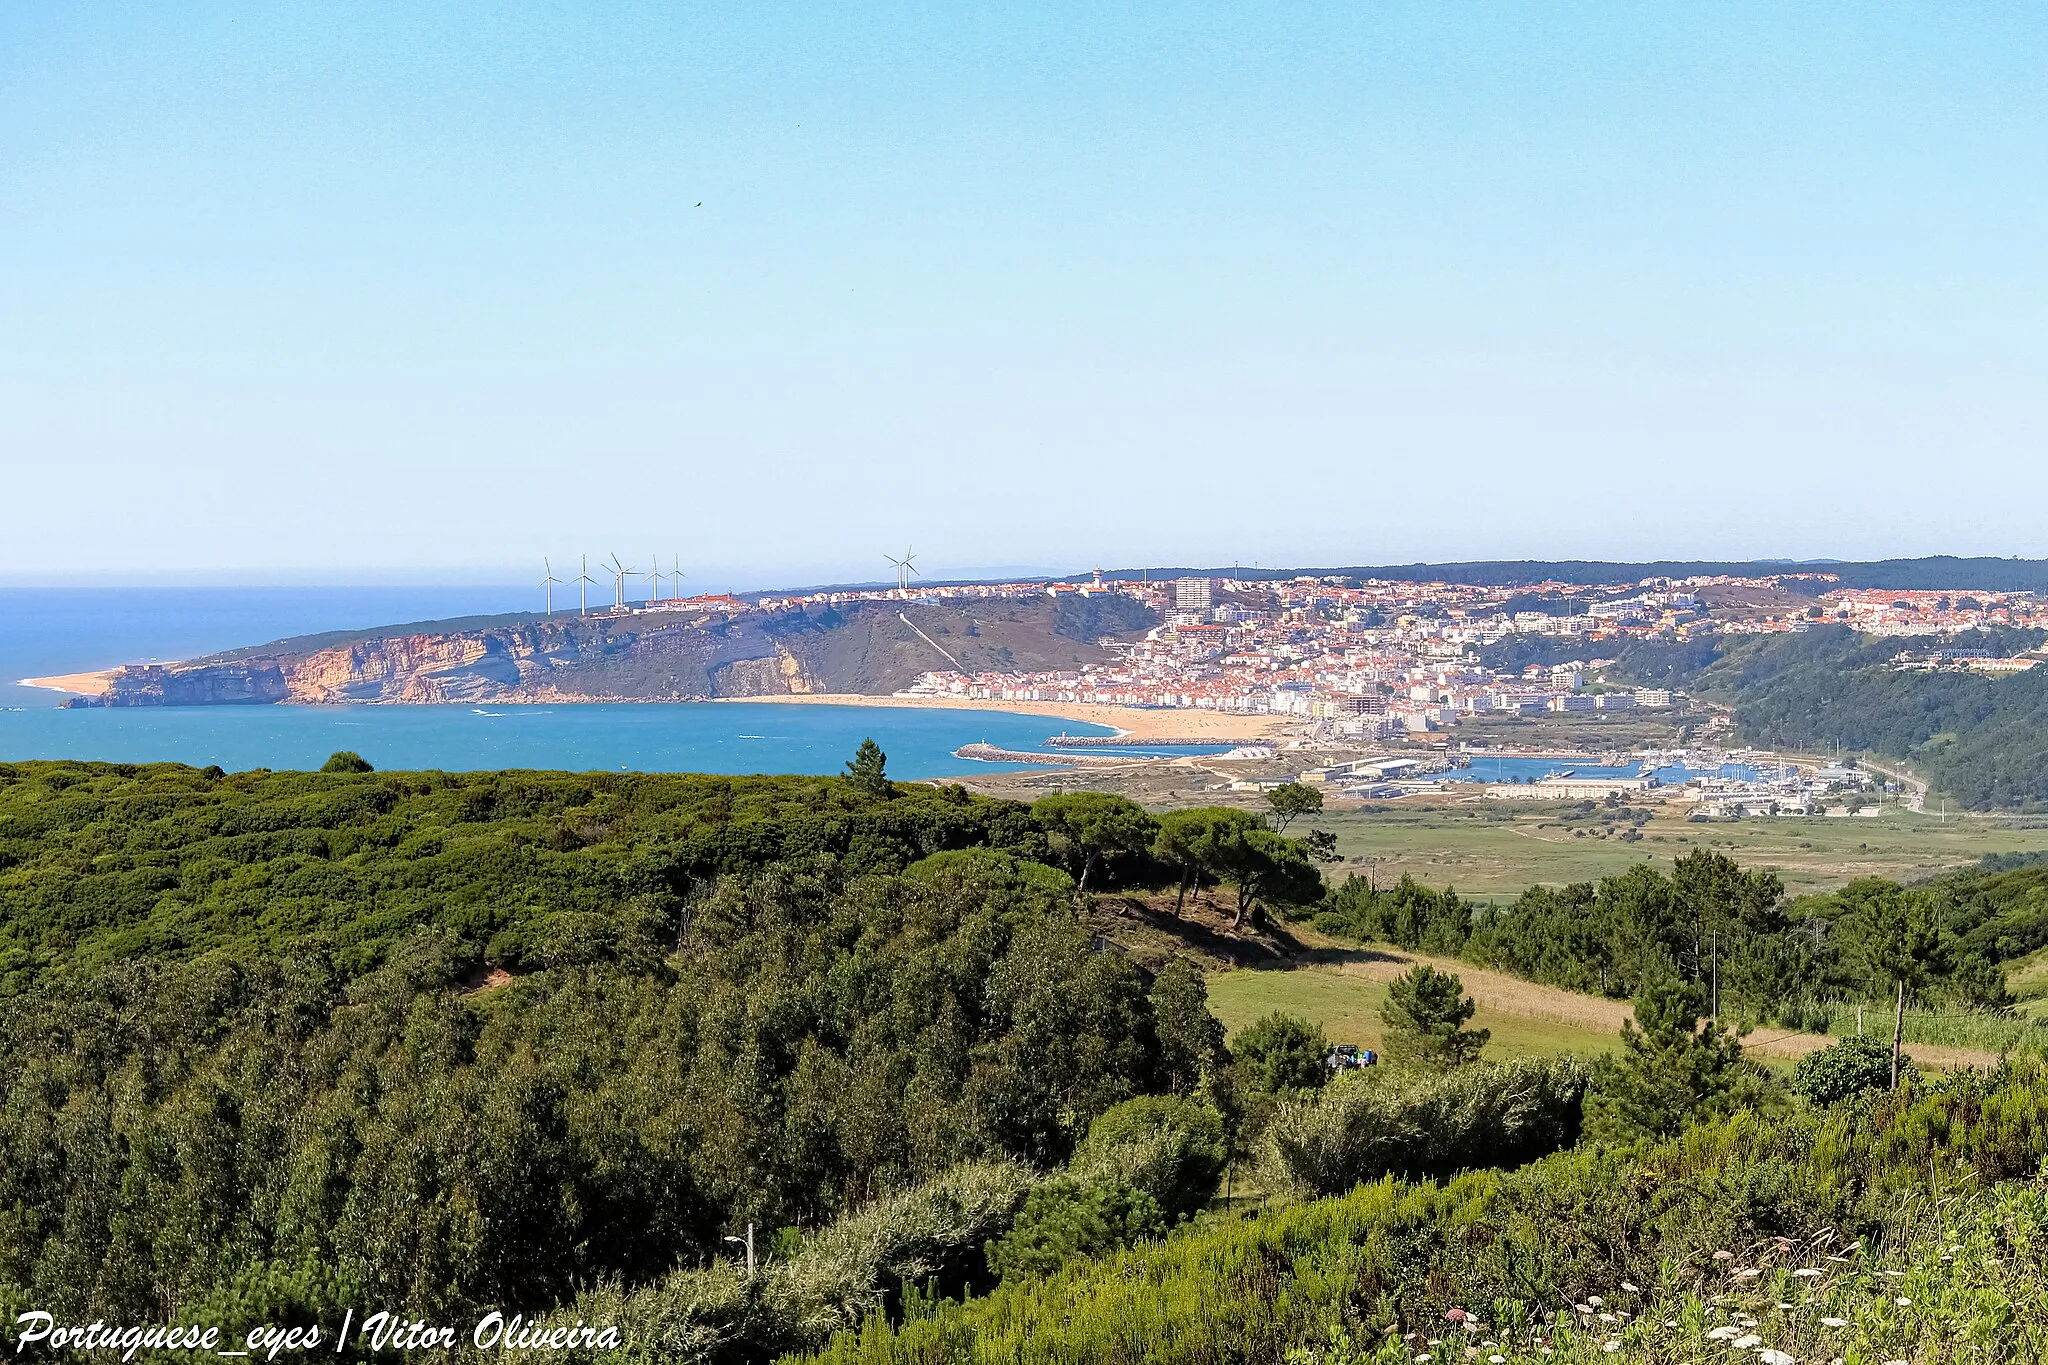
[1854,756,1928,813]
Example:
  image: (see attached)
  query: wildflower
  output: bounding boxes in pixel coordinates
[1602,1341,1620,1354]
[1663,1321,1678,1329]
[1446,1310,1470,1323]
[1895,1297,1911,1307]
[1575,1304,1592,1315]
[1587,1295,1603,1307]
[1713,1251,1735,1261]
[1733,1335,1763,1350]
[1758,1352,1796,1365]
[1489,1357,1504,1363]
[1706,1326,1742,1341]
[1821,1318,1848,1327]
[1621,1282,1640,1293]
[1599,1314,1616,1323]
[1414,1356,1430,1363]
[1733,1268,1763,1280]
[1792,1268,1821,1278]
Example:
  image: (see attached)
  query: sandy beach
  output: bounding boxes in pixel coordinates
[712,693,1291,741]
[19,670,113,697]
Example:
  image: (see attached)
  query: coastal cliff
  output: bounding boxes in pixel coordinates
[58,596,1158,706]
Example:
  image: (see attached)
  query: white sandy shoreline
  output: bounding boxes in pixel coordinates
[707,693,1289,742]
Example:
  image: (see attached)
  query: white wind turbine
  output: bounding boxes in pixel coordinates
[604,553,635,610]
[575,556,597,617]
[884,547,919,593]
[540,558,563,616]
[670,553,685,602]
[646,554,663,605]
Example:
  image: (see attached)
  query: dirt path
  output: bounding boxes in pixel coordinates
[1302,935,1998,1070]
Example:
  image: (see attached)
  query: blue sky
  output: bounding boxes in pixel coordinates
[3,2,2044,588]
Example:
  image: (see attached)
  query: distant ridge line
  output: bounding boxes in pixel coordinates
[1067,556,2048,593]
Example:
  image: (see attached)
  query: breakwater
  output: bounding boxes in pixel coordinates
[1042,734,1260,748]
[955,743,1158,766]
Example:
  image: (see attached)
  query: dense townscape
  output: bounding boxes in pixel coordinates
[880,572,2048,723]
[596,568,2048,728]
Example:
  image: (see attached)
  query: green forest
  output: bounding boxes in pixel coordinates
[1314,850,2041,1026]
[1,757,2045,1362]
[1616,624,2048,808]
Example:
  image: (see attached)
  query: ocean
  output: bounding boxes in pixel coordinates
[0,586,1113,777]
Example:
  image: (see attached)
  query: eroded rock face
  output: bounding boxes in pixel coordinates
[76,597,1156,706]
[93,663,292,706]
[285,628,550,703]
[87,616,781,705]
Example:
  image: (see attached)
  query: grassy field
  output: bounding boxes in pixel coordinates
[2012,946,2048,1021]
[1205,963,1622,1061]
[1313,801,2048,897]
[1202,935,2004,1072]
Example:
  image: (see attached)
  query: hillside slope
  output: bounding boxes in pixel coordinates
[1613,625,2048,809]
[54,595,1158,706]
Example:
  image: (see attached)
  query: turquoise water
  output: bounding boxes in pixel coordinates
[1447,756,1772,785]
[0,702,1116,778]
[0,587,1128,776]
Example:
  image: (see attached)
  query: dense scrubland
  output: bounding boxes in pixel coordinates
[2,759,2046,1362]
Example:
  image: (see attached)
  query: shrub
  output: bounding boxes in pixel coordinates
[1260,1057,1589,1197]
[901,848,1073,915]
[1794,1034,1912,1105]
[803,1061,2048,1365]
[319,750,373,773]
[983,1178,1167,1284]
[1070,1094,1227,1222]
[1233,1010,1329,1093]
[510,1160,1035,1364]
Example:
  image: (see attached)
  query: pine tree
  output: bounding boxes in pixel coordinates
[1264,782,1323,834]
[844,738,892,797]
[1585,973,1767,1141]
[1379,964,1488,1067]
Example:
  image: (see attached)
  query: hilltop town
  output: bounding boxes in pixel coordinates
[877,571,2048,731]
